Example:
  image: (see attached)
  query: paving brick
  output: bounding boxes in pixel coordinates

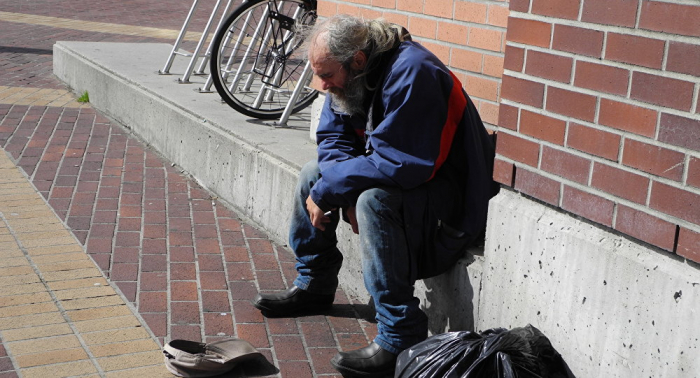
[89,339,159,358]
[8,335,81,355]
[15,348,89,368]
[1,323,73,342]
[20,360,96,378]
[97,350,163,371]
[82,327,152,345]
[203,312,235,336]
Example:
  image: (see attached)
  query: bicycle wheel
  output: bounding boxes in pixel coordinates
[210,0,318,120]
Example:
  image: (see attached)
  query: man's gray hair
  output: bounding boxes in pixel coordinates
[308,15,402,70]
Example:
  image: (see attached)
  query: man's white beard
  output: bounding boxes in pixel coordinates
[329,71,367,117]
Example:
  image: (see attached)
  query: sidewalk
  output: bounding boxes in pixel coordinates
[0,2,372,377]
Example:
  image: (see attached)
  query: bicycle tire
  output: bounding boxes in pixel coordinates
[210,0,318,120]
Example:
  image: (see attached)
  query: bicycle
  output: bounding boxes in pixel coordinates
[209,0,319,121]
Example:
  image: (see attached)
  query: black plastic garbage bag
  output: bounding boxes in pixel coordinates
[395,324,575,378]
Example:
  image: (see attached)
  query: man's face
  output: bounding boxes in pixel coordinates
[310,46,367,116]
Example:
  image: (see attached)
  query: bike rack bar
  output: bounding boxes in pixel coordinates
[179,0,224,83]
[271,60,314,127]
[159,0,201,75]
[195,0,234,77]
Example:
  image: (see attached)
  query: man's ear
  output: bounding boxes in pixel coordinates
[350,50,367,71]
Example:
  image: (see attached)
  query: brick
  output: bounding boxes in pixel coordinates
[500,75,545,108]
[505,17,551,48]
[437,22,468,45]
[272,335,307,360]
[688,157,700,189]
[581,0,638,27]
[639,0,700,38]
[616,205,677,251]
[667,42,700,76]
[532,0,580,19]
[562,186,614,227]
[469,27,503,52]
[450,48,482,73]
[497,103,518,131]
[591,163,649,204]
[524,51,572,83]
[510,0,530,12]
[300,322,336,348]
[98,350,164,371]
[171,302,200,325]
[605,33,664,69]
[622,139,684,181]
[201,291,230,312]
[381,12,408,28]
[479,101,500,125]
[574,61,628,96]
[316,0,337,17]
[170,281,198,301]
[140,272,167,291]
[552,24,604,58]
[408,16,437,39]
[630,72,694,111]
[483,54,504,77]
[488,4,510,28]
[236,323,270,348]
[541,146,591,185]
[495,132,540,167]
[546,87,596,122]
[278,361,313,378]
[658,113,700,152]
[493,158,515,186]
[503,45,525,73]
[89,339,159,358]
[519,110,566,145]
[465,75,499,102]
[649,182,700,225]
[514,168,560,205]
[598,99,657,137]
[455,1,487,23]
[396,0,422,13]
[677,228,700,263]
[138,291,167,313]
[423,0,453,18]
[372,0,395,9]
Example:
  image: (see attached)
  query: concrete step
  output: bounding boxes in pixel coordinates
[53,41,483,334]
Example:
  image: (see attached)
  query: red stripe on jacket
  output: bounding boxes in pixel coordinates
[429,71,467,180]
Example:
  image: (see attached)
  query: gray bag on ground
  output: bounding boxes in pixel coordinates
[163,338,262,377]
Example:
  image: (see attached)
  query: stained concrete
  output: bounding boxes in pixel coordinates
[482,190,700,377]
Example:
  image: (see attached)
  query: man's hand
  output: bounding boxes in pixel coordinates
[306,195,332,231]
[346,207,358,234]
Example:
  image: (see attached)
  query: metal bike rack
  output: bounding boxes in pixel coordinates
[159,0,234,84]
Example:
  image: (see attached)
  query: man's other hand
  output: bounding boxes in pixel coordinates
[306,195,332,231]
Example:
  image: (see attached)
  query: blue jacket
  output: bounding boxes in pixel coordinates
[311,41,497,268]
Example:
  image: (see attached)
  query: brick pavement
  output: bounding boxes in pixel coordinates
[0,2,375,377]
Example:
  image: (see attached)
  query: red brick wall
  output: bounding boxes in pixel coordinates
[495,0,700,263]
[316,0,510,127]
[317,0,700,264]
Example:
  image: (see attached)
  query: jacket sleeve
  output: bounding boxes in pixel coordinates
[311,49,457,211]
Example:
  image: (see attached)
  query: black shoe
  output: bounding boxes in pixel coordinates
[252,285,334,316]
[330,342,397,378]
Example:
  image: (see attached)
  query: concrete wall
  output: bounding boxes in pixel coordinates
[482,189,700,377]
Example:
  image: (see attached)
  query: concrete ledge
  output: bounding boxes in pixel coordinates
[482,189,700,377]
[53,41,482,334]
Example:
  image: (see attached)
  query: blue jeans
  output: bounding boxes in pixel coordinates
[290,161,459,354]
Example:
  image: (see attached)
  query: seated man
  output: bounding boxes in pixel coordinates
[253,14,498,378]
